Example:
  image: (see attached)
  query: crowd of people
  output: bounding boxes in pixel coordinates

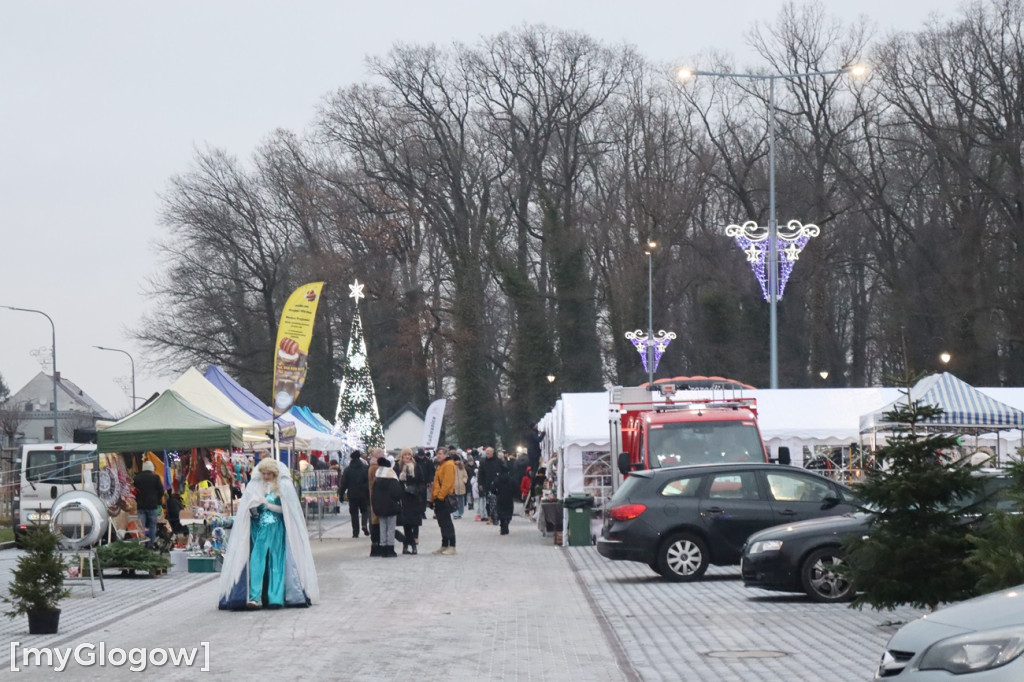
[337,438,541,556]
[216,425,545,611]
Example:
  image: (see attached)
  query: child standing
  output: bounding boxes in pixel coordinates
[371,457,403,557]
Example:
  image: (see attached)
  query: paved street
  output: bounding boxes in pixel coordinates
[1,509,926,680]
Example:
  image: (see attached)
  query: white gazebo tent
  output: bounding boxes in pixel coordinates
[859,372,1024,464]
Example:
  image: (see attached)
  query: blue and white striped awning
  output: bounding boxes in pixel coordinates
[859,372,1024,432]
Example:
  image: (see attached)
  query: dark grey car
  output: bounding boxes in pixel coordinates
[597,462,859,581]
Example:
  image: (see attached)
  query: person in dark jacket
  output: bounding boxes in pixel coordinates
[371,457,403,558]
[491,463,517,535]
[464,451,477,509]
[338,451,370,538]
[395,448,426,554]
[477,447,502,524]
[133,461,165,548]
[165,491,186,536]
[415,448,435,517]
[526,423,545,496]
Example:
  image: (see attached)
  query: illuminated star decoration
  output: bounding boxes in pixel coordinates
[349,279,365,302]
[724,220,820,300]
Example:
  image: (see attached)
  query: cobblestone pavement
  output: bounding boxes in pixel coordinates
[1,509,931,681]
[569,546,927,681]
[2,511,627,680]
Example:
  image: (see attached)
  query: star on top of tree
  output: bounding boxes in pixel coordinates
[349,279,365,302]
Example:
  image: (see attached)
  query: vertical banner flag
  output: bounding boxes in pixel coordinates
[272,282,325,417]
[421,398,447,449]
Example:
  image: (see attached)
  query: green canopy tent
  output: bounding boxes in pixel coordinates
[96,389,244,453]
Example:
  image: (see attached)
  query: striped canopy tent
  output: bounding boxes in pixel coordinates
[859,372,1024,434]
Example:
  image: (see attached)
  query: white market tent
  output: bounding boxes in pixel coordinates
[284,406,347,453]
[860,373,1024,431]
[859,373,1024,459]
[754,387,902,465]
[537,382,1024,502]
[537,392,612,504]
[169,367,291,450]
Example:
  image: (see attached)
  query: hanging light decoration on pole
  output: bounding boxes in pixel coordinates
[725,219,820,301]
[625,240,675,385]
[677,63,866,389]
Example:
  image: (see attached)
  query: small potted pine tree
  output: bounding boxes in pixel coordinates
[3,526,70,634]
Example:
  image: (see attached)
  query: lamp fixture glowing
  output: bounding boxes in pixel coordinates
[819,370,829,380]
[546,374,556,383]
[939,352,952,365]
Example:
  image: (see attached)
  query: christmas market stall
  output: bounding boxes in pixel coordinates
[536,392,612,546]
[95,389,245,569]
[860,372,1024,465]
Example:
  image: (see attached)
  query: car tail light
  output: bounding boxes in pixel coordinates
[609,504,647,521]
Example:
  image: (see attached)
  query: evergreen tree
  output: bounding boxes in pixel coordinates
[844,394,983,611]
[966,459,1024,594]
[332,282,384,451]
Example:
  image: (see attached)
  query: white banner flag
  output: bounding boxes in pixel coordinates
[421,398,447,449]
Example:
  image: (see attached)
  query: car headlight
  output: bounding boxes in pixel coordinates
[919,626,1024,674]
[748,540,783,554]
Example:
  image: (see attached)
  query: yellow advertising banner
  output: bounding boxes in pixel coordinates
[272,282,324,417]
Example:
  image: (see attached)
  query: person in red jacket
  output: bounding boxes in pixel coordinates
[520,466,532,502]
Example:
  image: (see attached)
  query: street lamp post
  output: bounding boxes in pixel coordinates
[678,65,865,389]
[645,240,657,387]
[2,305,59,440]
[94,345,137,410]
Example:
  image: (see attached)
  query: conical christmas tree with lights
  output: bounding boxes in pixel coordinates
[333,280,385,451]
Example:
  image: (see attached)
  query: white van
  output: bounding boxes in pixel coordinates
[13,443,99,544]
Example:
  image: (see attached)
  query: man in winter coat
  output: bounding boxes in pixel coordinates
[430,448,457,554]
[416,448,435,518]
[492,463,517,535]
[133,460,165,548]
[476,447,502,524]
[338,451,370,538]
[526,423,545,496]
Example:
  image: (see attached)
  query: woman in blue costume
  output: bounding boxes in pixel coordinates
[218,457,319,610]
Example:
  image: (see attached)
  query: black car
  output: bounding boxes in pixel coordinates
[741,512,868,602]
[741,470,1015,603]
[597,462,859,581]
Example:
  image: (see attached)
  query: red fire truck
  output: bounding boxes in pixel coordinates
[610,377,771,475]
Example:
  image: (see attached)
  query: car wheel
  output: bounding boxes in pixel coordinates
[657,532,709,582]
[800,547,853,603]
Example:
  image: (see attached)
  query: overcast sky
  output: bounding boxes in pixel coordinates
[0,0,966,417]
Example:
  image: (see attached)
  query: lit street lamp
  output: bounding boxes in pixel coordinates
[2,305,59,441]
[678,64,866,388]
[94,345,137,410]
[646,240,656,387]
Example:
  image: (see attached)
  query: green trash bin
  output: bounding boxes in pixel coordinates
[564,493,595,546]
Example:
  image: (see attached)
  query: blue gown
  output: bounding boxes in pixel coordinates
[249,492,286,605]
[218,491,311,610]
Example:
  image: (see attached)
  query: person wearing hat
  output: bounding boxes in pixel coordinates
[371,457,403,557]
[133,459,165,548]
[338,451,371,538]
